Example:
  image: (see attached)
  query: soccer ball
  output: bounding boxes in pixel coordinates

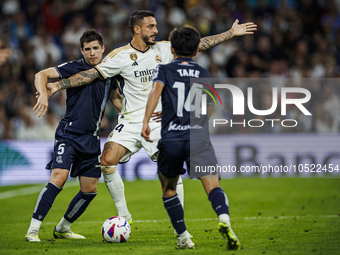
[101,216,131,243]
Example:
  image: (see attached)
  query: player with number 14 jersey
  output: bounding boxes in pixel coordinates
[152,58,212,142]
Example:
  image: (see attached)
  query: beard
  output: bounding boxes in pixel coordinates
[142,35,156,46]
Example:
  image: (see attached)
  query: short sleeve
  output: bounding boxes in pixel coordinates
[55,61,79,79]
[153,64,166,85]
[95,53,123,79]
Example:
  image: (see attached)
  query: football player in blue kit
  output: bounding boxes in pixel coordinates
[25,29,122,242]
[141,26,240,250]
[45,11,256,231]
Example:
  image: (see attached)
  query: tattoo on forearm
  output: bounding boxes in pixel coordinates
[59,79,71,89]
[198,30,233,51]
[58,69,100,89]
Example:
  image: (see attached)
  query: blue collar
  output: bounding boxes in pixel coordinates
[173,57,195,63]
[129,42,150,53]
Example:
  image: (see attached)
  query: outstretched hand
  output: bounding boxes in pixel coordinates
[231,19,257,36]
[33,92,49,118]
[33,82,60,117]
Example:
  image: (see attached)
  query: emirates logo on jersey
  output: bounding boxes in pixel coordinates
[155,55,162,63]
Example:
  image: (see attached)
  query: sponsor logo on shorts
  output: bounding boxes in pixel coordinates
[56,156,63,164]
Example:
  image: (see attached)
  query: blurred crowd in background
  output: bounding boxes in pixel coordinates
[0,0,340,139]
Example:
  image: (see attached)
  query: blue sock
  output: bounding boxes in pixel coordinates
[163,194,186,235]
[33,182,62,221]
[63,191,97,223]
[208,187,230,216]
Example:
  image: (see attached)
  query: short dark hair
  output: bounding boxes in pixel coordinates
[80,29,103,49]
[129,10,155,34]
[169,26,201,57]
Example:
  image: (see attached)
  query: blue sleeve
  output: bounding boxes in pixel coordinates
[152,64,166,85]
[55,61,80,79]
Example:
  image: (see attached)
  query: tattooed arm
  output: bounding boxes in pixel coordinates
[47,68,100,97]
[198,19,257,52]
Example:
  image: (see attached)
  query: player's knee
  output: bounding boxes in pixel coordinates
[100,155,109,166]
[100,153,118,166]
[81,186,98,193]
[162,182,177,196]
[49,170,68,188]
[163,188,176,198]
[101,165,117,175]
[50,180,65,189]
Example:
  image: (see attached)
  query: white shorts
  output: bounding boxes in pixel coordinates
[106,120,161,163]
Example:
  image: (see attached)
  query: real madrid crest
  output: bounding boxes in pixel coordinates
[155,55,162,63]
[130,54,138,61]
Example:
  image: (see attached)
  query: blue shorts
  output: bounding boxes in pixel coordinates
[46,124,101,178]
[157,140,218,179]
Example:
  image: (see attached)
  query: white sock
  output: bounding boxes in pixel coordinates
[176,175,184,208]
[219,213,231,225]
[27,218,42,235]
[103,171,131,220]
[56,217,72,232]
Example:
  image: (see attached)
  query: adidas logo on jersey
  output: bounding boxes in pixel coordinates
[132,61,138,66]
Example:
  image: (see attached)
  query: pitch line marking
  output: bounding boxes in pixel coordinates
[39,215,339,225]
[0,181,79,200]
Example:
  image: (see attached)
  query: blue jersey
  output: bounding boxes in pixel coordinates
[153,57,212,142]
[55,58,118,135]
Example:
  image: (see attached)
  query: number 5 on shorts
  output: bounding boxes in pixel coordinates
[58,143,65,155]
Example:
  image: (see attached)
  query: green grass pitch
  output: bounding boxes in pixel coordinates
[0,178,339,255]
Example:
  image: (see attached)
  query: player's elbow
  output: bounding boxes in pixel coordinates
[35,70,51,81]
[35,71,43,80]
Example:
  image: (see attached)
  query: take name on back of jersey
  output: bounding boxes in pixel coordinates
[153,57,213,142]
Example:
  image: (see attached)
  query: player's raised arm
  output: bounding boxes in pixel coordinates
[47,68,100,97]
[142,81,164,142]
[198,19,257,51]
[33,67,60,118]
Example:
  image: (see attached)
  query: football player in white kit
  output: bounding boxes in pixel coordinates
[46,10,256,226]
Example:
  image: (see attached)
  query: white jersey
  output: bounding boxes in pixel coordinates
[95,41,173,122]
